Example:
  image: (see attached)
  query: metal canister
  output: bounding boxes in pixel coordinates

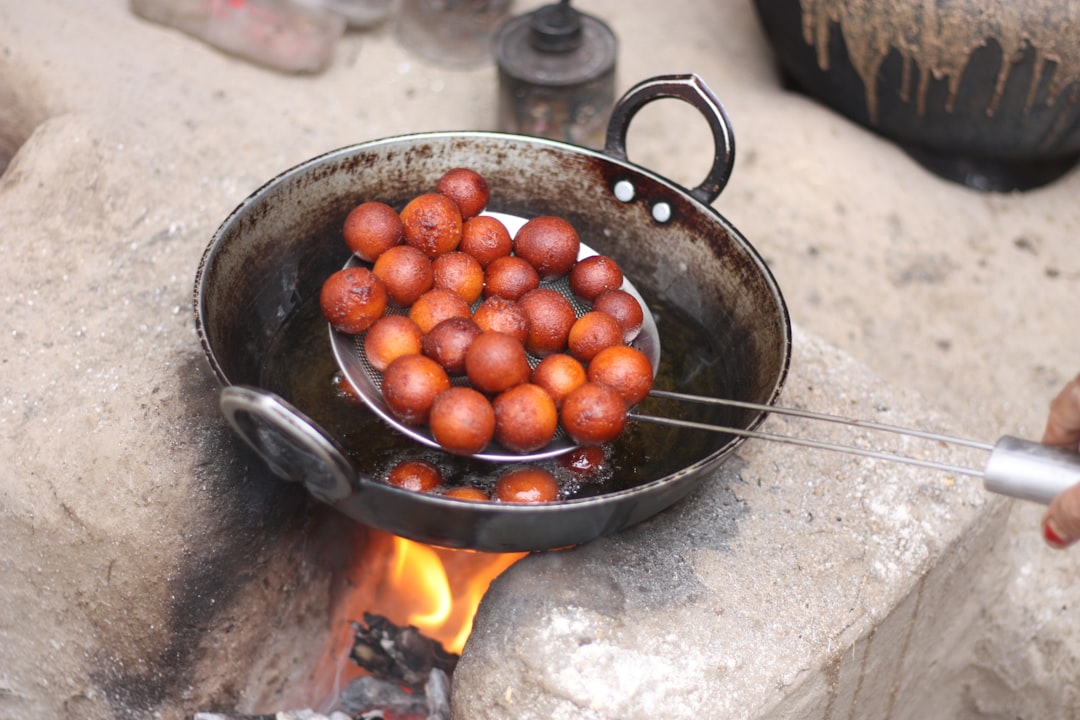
[494,0,618,148]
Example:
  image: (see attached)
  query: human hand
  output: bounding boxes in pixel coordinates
[1041,374,1080,548]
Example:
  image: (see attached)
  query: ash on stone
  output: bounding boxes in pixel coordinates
[191,710,351,720]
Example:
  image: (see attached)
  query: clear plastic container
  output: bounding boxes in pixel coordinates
[395,0,513,68]
[130,0,345,74]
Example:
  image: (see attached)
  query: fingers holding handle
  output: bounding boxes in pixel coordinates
[1042,374,1080,548]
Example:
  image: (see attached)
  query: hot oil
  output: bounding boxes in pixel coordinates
[260,290,734,500]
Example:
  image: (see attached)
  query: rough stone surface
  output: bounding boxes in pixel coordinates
[2,1,1079,719]
[455,328,1009,720]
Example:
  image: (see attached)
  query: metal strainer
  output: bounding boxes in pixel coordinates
[328,211,659,463]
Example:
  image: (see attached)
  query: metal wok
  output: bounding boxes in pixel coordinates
[194,74,792,552]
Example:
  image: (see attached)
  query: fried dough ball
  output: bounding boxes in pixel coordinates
[558,445,607,478]
[386,459,443,492]
[372,244,434,307]
[364,314,424,372]
[567,310,623,362]
[343,201,403,262]
[381,353,451,425]
[483,255,540,300]
[587,344,654,406]
[400,192,463,258]
[432,251,485,304]
[320,266,388,334]
[560,381,628,446]
[592,288,645,342]
[429,386,496,456]
[435,168,490,220]
[408,288,472,334]
[465,331,531,395]
[494,466,560,503]
[493,383,559,453]
[460,215,513,268]
[513,215,580,279]
[422,316,482,376]
[518,287,576,357]
[530,353,586,407]
[443,486,489,502]
[471,296,530,345]
[569,254,624,301]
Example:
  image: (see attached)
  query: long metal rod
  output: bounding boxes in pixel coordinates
[636,389,996,478]
[648,390,995,450]
[628,413,986,477]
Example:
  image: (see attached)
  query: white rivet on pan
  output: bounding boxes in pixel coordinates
[652,202,672,223]
[613,179,635,202]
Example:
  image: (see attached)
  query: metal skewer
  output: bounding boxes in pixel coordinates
[632,390,1080,505]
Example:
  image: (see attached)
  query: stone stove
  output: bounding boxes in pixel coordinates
[3,2,1080,719]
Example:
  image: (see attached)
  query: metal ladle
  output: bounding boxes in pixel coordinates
[330,213,1080,505]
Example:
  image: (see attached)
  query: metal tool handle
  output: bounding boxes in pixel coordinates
[218,385,358,504]
[604,73,736,204]
[983,435,1080,504]
[642,392,1080,506]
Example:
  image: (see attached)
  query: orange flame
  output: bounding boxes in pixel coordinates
[311,527,525,707]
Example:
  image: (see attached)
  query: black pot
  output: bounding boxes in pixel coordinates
[194,74,791,552]
[753,0,1080,190]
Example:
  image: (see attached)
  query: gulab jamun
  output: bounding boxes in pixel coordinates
[558,444,608,478]
[320,266,388,334]
[343,201,403,262]
[435,168,489,220]
[373,244,434,307]
[429,386,496,456]
[483,255,540,300]
[443,486,489,502]
[432,251,485,304]
[381,353,451,425]
[471,295,530,345]
[560,381,628,446]
[493,383,559,453]
[569,254,624,301]
[513,215,580,279]
[517,287,576,357]
[592,288,645,342]
[530,353,586,407]
[386,459,443,492]
[422,316,482,376]
[364,314,424,372]
[465,331,531,395]
[460,215,513,268]
[494,466,560,503]
[408,288,472,334]
[400,192,462,258]
[587,344,654,406]
[567,310,624,362]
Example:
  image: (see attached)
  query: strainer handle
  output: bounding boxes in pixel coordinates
[219,385,358,504]
[604,73,736,205]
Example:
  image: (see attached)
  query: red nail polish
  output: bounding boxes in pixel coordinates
[1044,520,1069,548]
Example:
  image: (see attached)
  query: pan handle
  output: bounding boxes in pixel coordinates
[219,385,358,504]
[604,73,736,205]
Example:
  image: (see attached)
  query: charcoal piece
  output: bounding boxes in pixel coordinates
[348,613,458,687]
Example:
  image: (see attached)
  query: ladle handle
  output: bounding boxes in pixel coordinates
[218,385,358,504]
[604,73,736,205]
[983,436,1080,505]
[641,392,1080,505]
